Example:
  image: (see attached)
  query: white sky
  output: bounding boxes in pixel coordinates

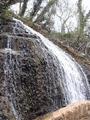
[83,0,90,12]
[11,0,90,32]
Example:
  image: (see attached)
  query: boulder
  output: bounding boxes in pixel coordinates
[35,101,90,120]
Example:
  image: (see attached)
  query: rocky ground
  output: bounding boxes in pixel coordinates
[35,101,90,120]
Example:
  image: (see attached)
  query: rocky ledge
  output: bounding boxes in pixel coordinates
[35,101,90,120]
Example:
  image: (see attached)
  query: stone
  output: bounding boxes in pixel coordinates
[0,19,65,120]
[0,19,89,120]
[35,101,90,120]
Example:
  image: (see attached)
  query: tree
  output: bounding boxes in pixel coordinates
[19,0,29,17]
[56,0,73,34]
[41,8,55,32]
[30,0,43,20]
[34,0,58,23]
[77,0,90,39]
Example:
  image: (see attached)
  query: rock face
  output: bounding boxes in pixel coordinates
[0,19,90,120]
[35,101,90,120]
[0,19,65,120]
[82,66,90,84]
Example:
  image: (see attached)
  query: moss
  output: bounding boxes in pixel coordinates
[0,8,13,20]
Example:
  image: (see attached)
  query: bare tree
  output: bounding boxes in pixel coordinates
[30,0,43,20]
[34,0,58,23]
[77,0,90,38]
[56,0,73,34]
[19,0,29,17]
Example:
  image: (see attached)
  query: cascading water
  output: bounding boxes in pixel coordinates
[3,36,20,120]
[0,18,90,120]
[14,18,90,104]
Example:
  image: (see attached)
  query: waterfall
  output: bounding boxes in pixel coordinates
[3,36,20,120]
[13,18,90,104]
[1,18,90,120]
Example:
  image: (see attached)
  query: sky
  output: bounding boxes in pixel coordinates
[54,0,90,32]
[11,0,90,32]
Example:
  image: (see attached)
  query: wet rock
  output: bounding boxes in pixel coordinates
[0,19,89,120]
[82,65,90,84]
[0,20,65,120]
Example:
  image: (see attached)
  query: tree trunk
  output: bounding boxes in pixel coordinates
[30,0,43,20]
[34,0,58,23]
[19,0,28,17]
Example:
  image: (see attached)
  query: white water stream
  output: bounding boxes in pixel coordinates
[2,18,90,120]
[13,18,90,104]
